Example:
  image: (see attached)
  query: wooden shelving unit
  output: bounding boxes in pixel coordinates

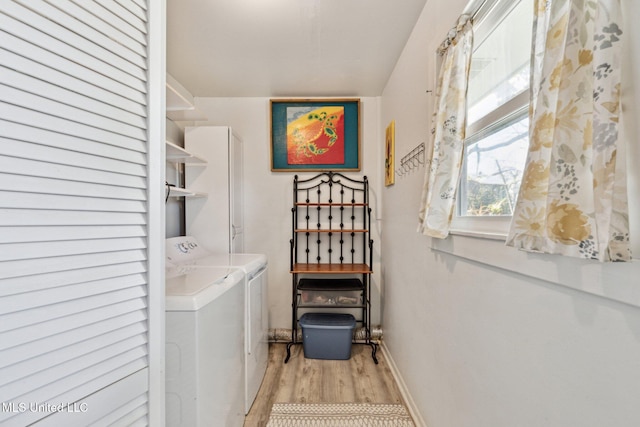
[285,172,378,363]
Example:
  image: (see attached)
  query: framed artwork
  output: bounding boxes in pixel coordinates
[385,120,395,186]
[270,98,360,171]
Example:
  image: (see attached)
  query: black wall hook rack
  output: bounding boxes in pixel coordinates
[396,142,425,178]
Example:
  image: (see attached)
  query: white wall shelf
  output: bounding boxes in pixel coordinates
[165,138,207,199]
[167,186,207,198]
[166,72,208,121]
[166,140,207,164]
[166,108,208,122]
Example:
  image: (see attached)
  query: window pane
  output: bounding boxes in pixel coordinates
[460,114,528,216]
[467,0,533,125]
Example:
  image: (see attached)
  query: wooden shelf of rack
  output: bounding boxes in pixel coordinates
[291,263,371,274]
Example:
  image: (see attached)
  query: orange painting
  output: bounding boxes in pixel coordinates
[286,106,345,165]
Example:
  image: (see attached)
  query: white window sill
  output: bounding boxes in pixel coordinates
[432,232,640,308]
[448,228,507,241]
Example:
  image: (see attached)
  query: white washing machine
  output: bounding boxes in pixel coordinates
[165,265,245,427]
[166,236,269,414]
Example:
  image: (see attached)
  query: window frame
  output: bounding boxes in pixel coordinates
[450,0,533,239]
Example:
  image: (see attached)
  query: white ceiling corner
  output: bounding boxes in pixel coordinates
[166,0,428,98]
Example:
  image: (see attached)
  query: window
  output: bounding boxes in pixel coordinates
[452,0,533,236]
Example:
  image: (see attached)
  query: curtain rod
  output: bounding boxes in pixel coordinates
[463,0,489,21]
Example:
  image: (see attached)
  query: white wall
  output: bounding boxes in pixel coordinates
[192,97,383,328]
[380,1,640,427]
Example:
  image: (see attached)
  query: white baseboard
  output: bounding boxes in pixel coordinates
[380,341,427,427]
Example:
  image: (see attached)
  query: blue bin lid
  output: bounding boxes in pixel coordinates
[299,313,356,329]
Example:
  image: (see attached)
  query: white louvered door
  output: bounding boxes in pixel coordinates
[0,0,164,425]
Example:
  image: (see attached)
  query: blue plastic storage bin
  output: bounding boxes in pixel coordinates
[299,313,356,360]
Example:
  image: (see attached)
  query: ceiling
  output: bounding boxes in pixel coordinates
[166,0,428,98]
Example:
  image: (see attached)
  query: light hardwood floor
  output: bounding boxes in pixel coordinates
[244,342,408,427]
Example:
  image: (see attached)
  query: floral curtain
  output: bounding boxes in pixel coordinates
[418,16,473,238]
[506,0,630,261]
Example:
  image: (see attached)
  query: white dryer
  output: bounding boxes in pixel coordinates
[165,265,245,427]
[166,236,269,414]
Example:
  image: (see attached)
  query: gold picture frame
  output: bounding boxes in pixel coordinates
[385,120,395,186]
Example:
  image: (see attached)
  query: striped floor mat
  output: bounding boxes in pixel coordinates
[266,402,415,427]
